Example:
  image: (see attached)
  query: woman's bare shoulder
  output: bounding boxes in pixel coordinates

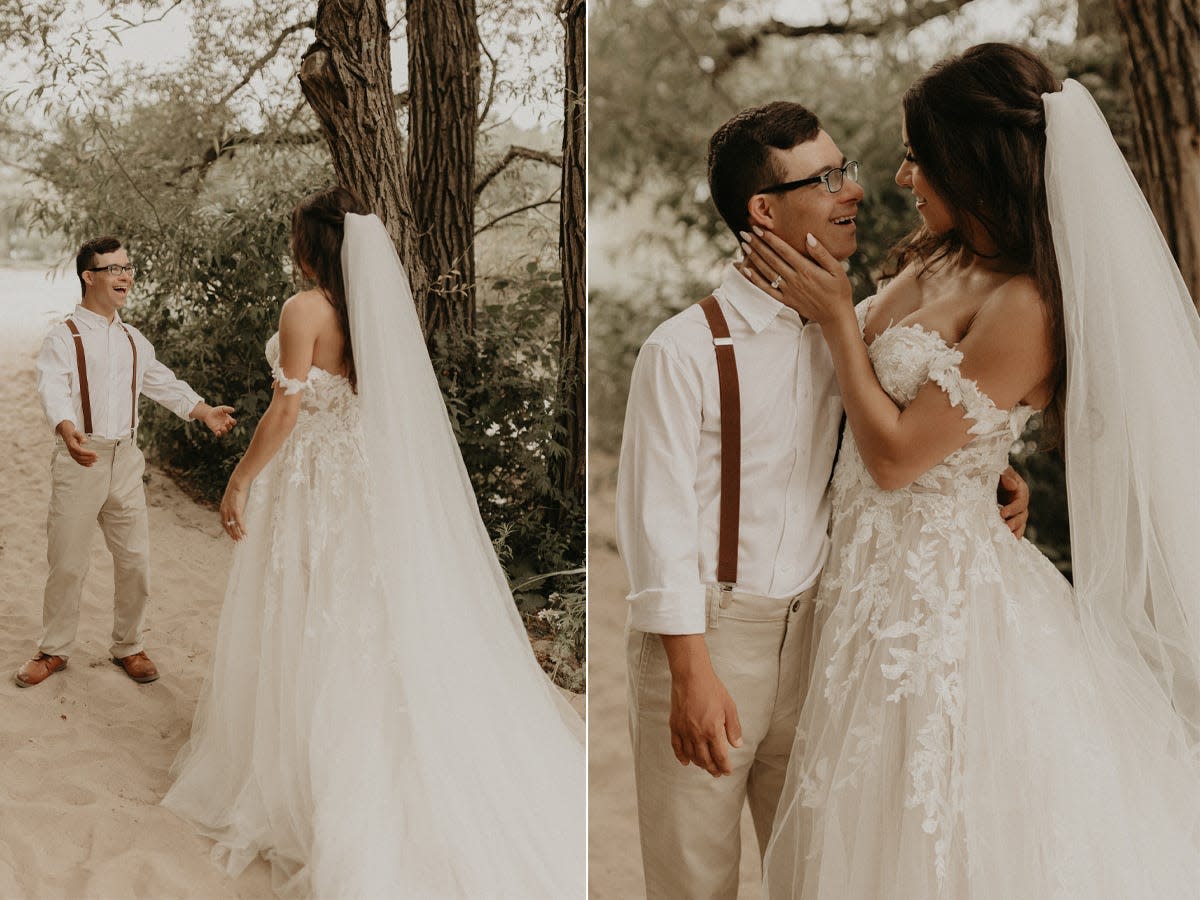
[975,274,1050,334]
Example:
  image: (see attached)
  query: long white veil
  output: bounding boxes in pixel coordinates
[1045,80,1200,748]
[340,213,584,896]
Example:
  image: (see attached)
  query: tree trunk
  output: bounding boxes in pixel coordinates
[1114,0,1200,306]
[406,0,480,337]
[298,0,429,312]
[552,0,586,515]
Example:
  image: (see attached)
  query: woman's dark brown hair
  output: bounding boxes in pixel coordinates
[290,186,369,390]
[885,43,1066,445]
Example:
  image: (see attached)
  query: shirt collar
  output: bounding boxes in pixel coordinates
[715,263,792,334]
[72,304,122,329]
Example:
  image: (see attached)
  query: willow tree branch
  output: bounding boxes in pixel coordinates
[112,0,185,29]
[478,38,499,124]
[713,0,980,76]
[474,191,560,235]
[220,19,315,106]
[178,128,323,176]
[475,145,563,195]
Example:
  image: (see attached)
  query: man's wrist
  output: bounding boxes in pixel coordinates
[55,420,76,438]
[660,633,714,682]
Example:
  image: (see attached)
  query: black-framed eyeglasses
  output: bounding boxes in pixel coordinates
[759,160,860,195]
[87,264,136,277]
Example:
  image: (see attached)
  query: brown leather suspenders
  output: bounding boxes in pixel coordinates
[697,295,741,588]
[64,318,138,437]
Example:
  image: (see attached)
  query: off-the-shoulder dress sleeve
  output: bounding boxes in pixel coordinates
[924,341,1012,436]
[265,332,311,395]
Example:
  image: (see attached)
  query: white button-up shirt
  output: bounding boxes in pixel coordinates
[616,265,843,634]
[36,304,203,439]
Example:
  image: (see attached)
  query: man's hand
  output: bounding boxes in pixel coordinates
[56,421,98,467]
[661,634,743,777]
[193,402,237,437]
[998,465,1030,539]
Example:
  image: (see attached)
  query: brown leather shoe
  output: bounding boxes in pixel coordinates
[14,653,67,688]
[112,651,159,684]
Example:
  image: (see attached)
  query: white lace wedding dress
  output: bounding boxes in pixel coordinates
[163,215,584,900]
[762,299,1200,899]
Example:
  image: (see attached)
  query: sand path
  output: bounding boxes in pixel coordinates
[0,307,275,897]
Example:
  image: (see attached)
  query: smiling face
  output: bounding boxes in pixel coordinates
[895,119,955,234]
[81,247,134,319]
[746,130,864,262]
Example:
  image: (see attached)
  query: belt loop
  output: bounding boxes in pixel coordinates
[706,585,721,630]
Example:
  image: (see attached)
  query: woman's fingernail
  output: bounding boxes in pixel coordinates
[738,230,752,242]
[806,232,817,247]
[741,241,753,256]
[751,225,764,236]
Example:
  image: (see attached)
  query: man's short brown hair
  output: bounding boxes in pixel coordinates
[76,236,123,296]
[707,102,821,239]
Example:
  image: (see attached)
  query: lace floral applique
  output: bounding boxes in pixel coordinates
[272,363,311,396]
[800,310,1040,888]
[924,342,1012,436]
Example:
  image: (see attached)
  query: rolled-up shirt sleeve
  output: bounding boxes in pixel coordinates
[135,331,203,420]
[36,330,78,432]
[616,340,707,635]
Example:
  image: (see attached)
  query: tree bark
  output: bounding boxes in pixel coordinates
[552,0,586,514]
[298,0,429,311]
[1114,0,1200,306]
[407,0,480,337]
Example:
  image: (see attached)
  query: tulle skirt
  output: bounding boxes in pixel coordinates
[163,425,584,898]
[764,489,1200,899]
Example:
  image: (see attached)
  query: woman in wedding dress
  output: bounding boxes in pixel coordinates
[739,44,1200,898]
[162,187,584,899]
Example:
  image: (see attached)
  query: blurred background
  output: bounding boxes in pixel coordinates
[587,0,1198,896]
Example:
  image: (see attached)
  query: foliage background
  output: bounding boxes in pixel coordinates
[589,0,1151,575]
[0,0,583,687]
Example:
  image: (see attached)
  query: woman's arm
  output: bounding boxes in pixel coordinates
[220,294,321,540]
[741,230,1054,490]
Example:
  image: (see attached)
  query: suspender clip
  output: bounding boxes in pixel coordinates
[712,336,733,347]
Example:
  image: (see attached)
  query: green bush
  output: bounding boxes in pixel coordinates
[132,188,302,497]
[432,265,586,689]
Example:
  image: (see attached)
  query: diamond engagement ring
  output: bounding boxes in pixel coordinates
[770,274,785,289]
[225,520,236,526]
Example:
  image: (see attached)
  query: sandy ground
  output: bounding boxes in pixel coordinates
[0,299,584,899]
[0,325,277,898]
[588,452,761,899]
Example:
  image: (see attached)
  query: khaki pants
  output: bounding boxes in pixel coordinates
[40,435,150,660]
[627,583,819,900]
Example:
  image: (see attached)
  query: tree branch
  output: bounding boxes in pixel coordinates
[112,0,185,29]
[475,145,563,195]
[178,128,323,176]
[220,18,315,106]
[474,191,560,236]
[0,156,44,179]
[478,38,499,124]
[713,0,979,77]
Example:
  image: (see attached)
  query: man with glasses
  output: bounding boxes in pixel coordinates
[616,103,1025,897]
[17,236,237,688]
